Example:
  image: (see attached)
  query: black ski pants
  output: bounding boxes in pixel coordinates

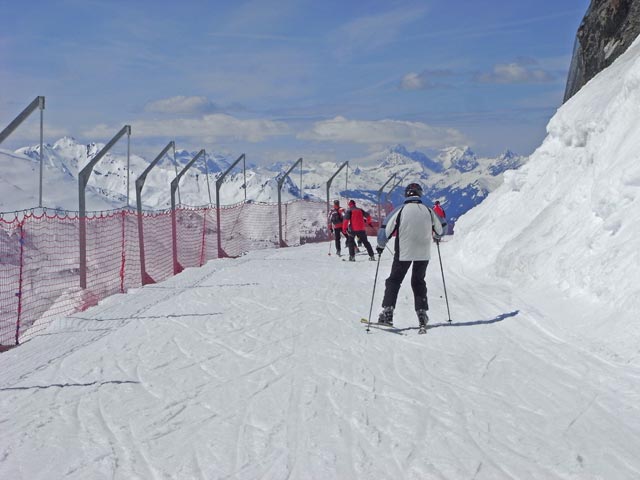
[346,230,374,257]
[382,259,429,311]
[332,228,343,253]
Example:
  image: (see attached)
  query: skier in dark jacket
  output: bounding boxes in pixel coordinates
[342,199,375,261]
[327,200,345,256]
[376,183,443,334]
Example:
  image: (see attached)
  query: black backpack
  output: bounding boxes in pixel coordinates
[329,209,343,225]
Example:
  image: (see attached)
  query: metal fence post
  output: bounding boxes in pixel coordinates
[14,220,25,345]
[277,158,303,248]
[135,141,175,285]
[377,173,396,226]
[0,96,45,207]
[171,149,205,275]
[78,125,131,289]
[39,97,45,207]
[215,153,246,258]
[325,160,349,221]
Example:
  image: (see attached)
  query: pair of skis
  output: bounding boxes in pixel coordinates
[359,317,427,334]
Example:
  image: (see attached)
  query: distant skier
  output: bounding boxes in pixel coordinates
[342,199,375,261]
[327,200,345,256]
[376,183,444,334]
[433,200,448,235]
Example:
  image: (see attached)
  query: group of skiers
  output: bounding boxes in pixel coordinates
[327,183,447,334]
[327,199,376,261]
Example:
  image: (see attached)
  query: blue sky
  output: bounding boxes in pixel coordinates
[1,0,589,165]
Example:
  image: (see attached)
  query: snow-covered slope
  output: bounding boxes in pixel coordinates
[452,35,640,352]
[0,242,638,479]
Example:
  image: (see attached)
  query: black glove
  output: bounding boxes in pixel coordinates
[433,233,442,243]
[376,246,384,255]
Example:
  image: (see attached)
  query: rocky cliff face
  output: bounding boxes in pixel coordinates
[564,0,640,102]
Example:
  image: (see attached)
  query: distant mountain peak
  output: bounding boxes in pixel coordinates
[383,144,442,173]
[499,149,517,160]
[53,136,79,148]
[439,145,475,158]
[437,146,478,172]
[489,149,525,176]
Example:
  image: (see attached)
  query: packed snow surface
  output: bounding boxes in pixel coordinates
[0,241,639,479]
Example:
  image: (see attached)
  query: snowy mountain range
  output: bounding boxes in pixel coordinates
[1,138,526,225]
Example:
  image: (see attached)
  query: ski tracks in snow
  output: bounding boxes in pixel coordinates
[1,243,640,479]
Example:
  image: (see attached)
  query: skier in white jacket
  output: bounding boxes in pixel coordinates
[375,182,443,334]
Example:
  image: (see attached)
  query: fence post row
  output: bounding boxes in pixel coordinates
[215,153,246,258]
[277,157,303,248]
[376,173,396,227]
[78,125,131,289]
[0,96,45,207]
[325,160,349,225]
[135,140,175,285]
[171,149,205,275]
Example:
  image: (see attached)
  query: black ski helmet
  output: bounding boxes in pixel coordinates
[333,199,340,206]
[405,182,423,197]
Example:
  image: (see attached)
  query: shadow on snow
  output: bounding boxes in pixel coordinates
[371,310,520,334]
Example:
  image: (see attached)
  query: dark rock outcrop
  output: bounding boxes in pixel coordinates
[564,0,640,102]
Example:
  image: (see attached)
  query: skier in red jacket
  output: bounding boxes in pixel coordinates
[433,200,448,235]
[433,200,445,219]
[342,199,375,261]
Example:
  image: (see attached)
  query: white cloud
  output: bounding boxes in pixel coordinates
[298,116,467,149]
[145,96,219,115]
[83,114,290,143]
[476,62,554,84]
[333,7,427,57]
[400,72,425,90]
[399,70,453,90]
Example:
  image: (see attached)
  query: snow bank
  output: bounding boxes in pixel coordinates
[452,37,640,314]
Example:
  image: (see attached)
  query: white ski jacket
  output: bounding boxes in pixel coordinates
[377,198,443,261]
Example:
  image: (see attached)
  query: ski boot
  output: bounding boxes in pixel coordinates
[377,306,394,326]
[417,309,429,334]
[348,256,356,262]
[368,255,376,261]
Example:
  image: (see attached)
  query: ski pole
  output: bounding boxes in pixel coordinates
[365,251,383,332]
[435,239,452,323]
[363,220,398,331]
